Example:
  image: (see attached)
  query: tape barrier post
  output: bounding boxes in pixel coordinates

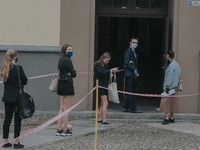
[94,80,99,150]
[123,77,125,98]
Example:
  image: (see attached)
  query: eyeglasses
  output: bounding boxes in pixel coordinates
[132,42,138,44]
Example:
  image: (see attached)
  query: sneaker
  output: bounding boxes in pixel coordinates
[3,142,12,148]
[61,129,72,136]
[98,120,102,123]
[102,121,113,127]
[162,119,170,125]
[14,142,24,149]
[56,129,63,136]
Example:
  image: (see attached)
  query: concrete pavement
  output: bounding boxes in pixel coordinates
[1,112,200,149]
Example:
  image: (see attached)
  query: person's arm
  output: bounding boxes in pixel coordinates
[95,62,110,77]
[19,66,28,85]
[64,59,77,78]
[163,66,173,90]
[124,49,137,72]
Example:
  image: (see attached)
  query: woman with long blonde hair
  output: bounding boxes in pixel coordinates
[1,49,27,149]
[94,52,118,126]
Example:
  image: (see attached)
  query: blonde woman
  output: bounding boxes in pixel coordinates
[56,44,77,136]
[1,49,27,149]
[94,52,118,126]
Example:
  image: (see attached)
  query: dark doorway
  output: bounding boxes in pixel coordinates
[95,17,166,112]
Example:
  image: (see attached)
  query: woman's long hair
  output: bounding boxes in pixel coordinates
[1,49,18,82]
[95,52,111,67]
[57,44,72,70]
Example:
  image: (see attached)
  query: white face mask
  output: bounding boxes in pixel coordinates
[131,43,138,49]
[166,56,169,60]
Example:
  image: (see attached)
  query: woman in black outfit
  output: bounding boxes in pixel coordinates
[56,44,76,136]
[94,52,118,126]
[1,49,27,149]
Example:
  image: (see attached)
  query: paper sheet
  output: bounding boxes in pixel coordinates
[161,89,175,96]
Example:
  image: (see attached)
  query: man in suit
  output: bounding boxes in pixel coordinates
[122,37,143,113]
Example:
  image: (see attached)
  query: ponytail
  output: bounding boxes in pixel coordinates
[1,49,18,82]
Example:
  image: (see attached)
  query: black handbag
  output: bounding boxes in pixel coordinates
[133,75,142,90]
[16,65,35,119]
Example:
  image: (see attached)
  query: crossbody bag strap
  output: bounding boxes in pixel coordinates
[16,65,22,93]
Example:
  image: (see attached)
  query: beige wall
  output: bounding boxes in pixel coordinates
[0,0,60,46]
[172,0,200,113]
[60,0,95,110]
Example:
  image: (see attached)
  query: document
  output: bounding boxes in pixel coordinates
[161,89,175,96]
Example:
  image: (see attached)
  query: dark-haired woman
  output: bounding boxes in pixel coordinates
[94,52,118,126]
[1,49,27,149]
[160,50,181,125]
[56,44,76,136]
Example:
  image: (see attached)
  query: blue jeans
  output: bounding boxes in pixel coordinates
[123,77,136,110]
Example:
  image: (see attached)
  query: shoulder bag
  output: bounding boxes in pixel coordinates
[16,65,35,119]
[108,72,120,104]
[48,70,59,92]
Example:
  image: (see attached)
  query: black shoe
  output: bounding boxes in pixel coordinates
[56,129,63,136]
[169,118,175,123]
[162,119,170,125]
[122,108,130,112]
[3,142,12,148]
[130,109,143,113]
[98,120,102,123]
[61,129,72,136]
[14,142,24,149]
[102,121,113,127]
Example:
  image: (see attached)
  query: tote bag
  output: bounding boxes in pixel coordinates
[49,76,58,92]
[108,72,120,104]
[16,65,35,119]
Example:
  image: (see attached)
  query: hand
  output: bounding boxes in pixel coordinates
[111,67,118,73]
[166,86,169,94]
[67,73,71,76]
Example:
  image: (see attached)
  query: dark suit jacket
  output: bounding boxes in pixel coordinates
[2,64,27,103]
[94,62,110,88]
[58,55,76,83]
[124,47,138,78]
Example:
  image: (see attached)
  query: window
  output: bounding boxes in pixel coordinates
[114,0,128,9]
[97,0,112,8]
[151,0,164,9]
[136,0,149,9]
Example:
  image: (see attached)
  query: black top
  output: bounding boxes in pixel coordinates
[2,64,27,103]
[58,55,76,82]
[94,62,110,88]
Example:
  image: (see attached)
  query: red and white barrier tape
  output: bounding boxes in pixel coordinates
[0,70,124,84]
[98,86,200,98]
[0,86,97,146]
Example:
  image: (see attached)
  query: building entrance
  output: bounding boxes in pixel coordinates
[95,17,167,112]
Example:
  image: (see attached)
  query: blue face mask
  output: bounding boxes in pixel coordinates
[67,51,73,57]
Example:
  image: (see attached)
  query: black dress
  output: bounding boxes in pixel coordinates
[57,55,76,96]
[94,62,110,96]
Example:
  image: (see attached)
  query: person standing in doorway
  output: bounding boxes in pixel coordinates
[56,44,76,136]
[122,37,143,113]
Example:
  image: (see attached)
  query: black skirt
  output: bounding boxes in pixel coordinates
[57,80,75,96]
[99,88,108,96]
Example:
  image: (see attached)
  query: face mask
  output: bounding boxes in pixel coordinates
[67,51,73,57]
[103,59,109,64]
[166,56,169,60]
[131,43,138,49]
[15,57,18,63]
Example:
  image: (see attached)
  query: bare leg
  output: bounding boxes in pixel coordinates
[170,113,174,119]
[98,101,103,121]
[165,113,169,120]
[101,95,108,123]
[62,96,73,131]
[57,96,64,130]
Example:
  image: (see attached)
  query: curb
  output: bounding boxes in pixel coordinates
[1,110,200,120]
